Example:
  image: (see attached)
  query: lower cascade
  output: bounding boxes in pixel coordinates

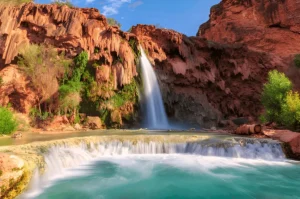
[21,138,286,198]
[140,47,169,129]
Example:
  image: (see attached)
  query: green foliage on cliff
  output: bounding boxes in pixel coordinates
[59,51,88,115]
[129,38,141,65]
[262,70,300,129]
[107,18,121,28]
[0,106,18,135]
[18,44,71,113]
[0,0,32,5]
[52,0,73,7]
[294,54,300,68]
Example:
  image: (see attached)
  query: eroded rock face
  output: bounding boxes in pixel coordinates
[0,65,37,113]
[0,3,139,120]
[132,25,285,127]
[198,0,300,58]
[0,3,137,87]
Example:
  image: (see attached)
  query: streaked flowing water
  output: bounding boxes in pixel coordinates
[140,47,169,129]
[20,139,300,199]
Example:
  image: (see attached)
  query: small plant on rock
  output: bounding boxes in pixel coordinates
[294,54,300,68]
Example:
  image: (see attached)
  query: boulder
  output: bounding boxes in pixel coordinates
[74,123,82,130]
[86,116,102,129]
[264,130,300,160]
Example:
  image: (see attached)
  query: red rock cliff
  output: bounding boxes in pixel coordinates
[132,25,285,127]
[198,0,300,58]
[0,3,138,113]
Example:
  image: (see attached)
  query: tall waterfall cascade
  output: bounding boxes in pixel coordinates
[140,47,169,129]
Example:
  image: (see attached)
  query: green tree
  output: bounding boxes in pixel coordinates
[107,18,121,28]
[18,44,71,113]
[59,51,88,117]
[280,91,300,128]
[0,107,18,135]
[261,70,292,123]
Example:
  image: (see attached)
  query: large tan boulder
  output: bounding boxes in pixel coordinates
[86,116,102,129]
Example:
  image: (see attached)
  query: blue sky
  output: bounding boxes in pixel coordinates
[36,0,221,36]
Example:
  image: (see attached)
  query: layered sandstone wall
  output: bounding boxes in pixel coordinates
[0,3,139,118]
[198,0,300,58]
[1,1,300,128]
[132,25,285,127]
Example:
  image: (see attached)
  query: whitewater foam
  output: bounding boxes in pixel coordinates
[21,140,286,198]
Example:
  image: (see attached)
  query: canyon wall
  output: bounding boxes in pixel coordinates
[1,0,300,128]
[132,25,285,127]
[132,0,300,127]
[198,0,300,58]
[0,3,140,127]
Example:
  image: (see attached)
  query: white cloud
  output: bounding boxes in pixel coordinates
[129,0,143,9]
[101,0,131,16]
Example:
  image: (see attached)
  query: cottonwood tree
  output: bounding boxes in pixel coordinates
[18,44,71,114]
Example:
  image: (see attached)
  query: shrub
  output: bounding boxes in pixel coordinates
[0,0,32,6]
[59,51,88,117]
[261,70,292,123]
[0,107,18,135]
[107,18,121,28]
[294,54,300,68]
[280,91,300,129]
[18,44,71,111]
[59,92,82,115]
[52,0,73,7]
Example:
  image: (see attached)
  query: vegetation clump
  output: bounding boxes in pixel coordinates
[107,18,121,28]
[0,106,18,135]
[59,51,88,120]
[294,54,300,68]
[261,70,300,129]
[0,0,32,6]
[18,44,71,114]
[52,0,73,7]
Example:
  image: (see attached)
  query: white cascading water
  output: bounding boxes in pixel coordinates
[140,47,169,129]
[21,139,286,198]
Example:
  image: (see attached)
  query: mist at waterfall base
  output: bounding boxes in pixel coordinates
[21,140,300,199]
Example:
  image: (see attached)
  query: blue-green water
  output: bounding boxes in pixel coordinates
[24,154,300,199]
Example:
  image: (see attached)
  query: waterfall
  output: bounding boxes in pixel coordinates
[140,47,169,129]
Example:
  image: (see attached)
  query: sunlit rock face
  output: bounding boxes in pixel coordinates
[198,0,300,58]
[132,25,286,128]
[0,3,137,87]
[0,3,139,119]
